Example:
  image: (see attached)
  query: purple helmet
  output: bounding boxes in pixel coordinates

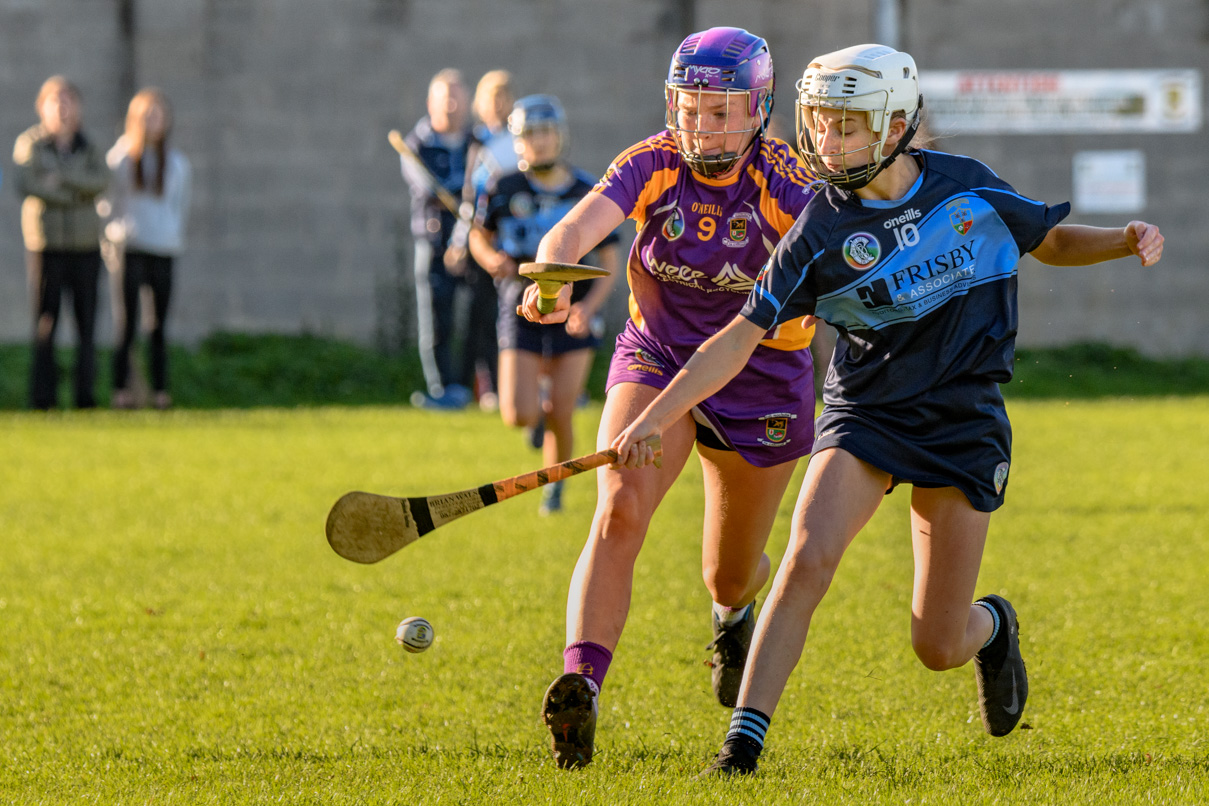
[665,27,775,177]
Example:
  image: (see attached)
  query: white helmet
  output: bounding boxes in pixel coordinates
[795,44,922,190]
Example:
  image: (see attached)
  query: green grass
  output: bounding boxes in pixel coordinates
[2,400,1208,803]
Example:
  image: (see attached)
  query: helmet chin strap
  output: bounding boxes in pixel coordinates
[685,129,761,178]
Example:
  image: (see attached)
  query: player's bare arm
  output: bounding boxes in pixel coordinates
[612,314,768,468]
[520,193,625,323]
[467,224,518,280]
[1030,221,1164,267]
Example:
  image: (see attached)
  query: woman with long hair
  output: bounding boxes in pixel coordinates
[106,88,191,409]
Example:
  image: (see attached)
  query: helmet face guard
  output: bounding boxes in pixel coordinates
[665,27,775,178]
[794,44,922,191]
[509,94,569,172]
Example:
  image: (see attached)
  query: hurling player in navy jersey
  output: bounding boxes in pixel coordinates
[612,44,1163,775]
[469,95,620,516]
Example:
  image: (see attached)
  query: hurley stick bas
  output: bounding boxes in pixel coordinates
[326,436,662,564]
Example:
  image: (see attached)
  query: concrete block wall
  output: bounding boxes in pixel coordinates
[1,0,1206,356]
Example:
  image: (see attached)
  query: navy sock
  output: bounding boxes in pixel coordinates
[725,706,771,753]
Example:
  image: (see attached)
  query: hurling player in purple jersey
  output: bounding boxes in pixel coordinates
[517,27,817,769]
[612,44,1164,775]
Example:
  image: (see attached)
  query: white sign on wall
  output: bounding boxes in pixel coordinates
[919,70,1202,134]
[1073,150,1146,214]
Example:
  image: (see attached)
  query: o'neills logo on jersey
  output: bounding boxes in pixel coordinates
[626,347,665,376]
[947,198,974,235]
[758,412,797,447]
[723,213,751,247]
[883,208,922,229]
[662,207,685,241]
[842,232,881,270]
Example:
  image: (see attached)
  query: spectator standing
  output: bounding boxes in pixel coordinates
[13,76,110,410]
[400,69,475,409]
[445,69,520,410]
[105,88,192,410]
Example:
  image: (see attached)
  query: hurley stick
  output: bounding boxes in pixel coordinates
[326,436,662,563]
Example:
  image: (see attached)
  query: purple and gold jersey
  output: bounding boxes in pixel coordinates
[598,132,820,467]
[594,131,817,353]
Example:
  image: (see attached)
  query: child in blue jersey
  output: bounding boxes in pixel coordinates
[612,44,1164,775]
[469,95,620,515]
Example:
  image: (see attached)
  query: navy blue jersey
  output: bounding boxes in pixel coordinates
[479,167,619,303]
[743,150,1069,408]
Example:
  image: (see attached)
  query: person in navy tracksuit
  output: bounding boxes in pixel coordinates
[400,68,474,408]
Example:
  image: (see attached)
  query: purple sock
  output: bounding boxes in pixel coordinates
[563,640,613,692]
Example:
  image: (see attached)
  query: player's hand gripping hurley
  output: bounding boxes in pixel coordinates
[326,437,662,563]
[519,261,610,315]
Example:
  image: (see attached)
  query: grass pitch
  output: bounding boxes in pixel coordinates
[2,400,1207,804]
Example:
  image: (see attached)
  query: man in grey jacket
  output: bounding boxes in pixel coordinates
[13,76,111,409]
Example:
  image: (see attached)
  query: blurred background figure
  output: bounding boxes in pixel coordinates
[470,94,619,515]
[104,88,192,410]
[444,69,520,411]
[469,69,520,192]
[400,68,475,410]
[13,75,110,410]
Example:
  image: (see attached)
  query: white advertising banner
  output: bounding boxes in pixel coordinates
[919,70,1202,134]
[1073,150,1146,214]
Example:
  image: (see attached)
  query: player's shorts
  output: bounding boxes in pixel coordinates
[497,278,603,355]
[606,320,816,469]
[811,377,1012,512]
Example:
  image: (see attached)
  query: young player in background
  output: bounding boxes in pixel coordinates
[469,94,620,515]
[609,44,1165,775]
[517,28,819,768]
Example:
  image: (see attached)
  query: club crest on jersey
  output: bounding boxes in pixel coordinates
[947,198,974,235]
[509,192,535,219]
[842,232,881,270]
[723,213,751,247]
[758,412,797,447]
[662,207,685,241]
[626,347,665,376]
[993,461,1010,494]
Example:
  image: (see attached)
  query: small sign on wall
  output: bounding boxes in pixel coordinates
[1073,150,1146,214]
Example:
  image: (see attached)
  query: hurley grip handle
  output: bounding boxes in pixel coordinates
[533,280,562,315]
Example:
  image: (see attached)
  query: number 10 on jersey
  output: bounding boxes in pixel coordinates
[892,222,920,251]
